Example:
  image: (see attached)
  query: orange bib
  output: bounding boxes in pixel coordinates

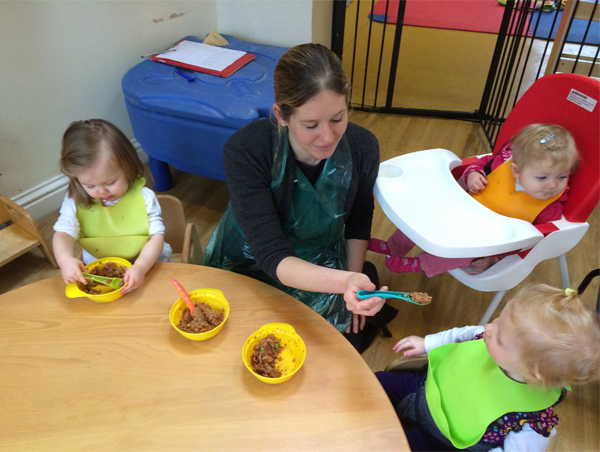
[471,160,564,223]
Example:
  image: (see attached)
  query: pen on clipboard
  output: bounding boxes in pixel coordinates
[140,48,177,58]
[176,70,195,82]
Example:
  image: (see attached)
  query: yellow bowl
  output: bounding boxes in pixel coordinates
[242,323,306,384]
[65,257,132,303]
[169,288,230,341]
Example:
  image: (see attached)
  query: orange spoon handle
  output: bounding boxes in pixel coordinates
[171,279,195,317]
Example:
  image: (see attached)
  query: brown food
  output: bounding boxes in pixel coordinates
[177,301,224,334]
[78,263,127,295]
[250,334,284,378]
[409,292,432,305]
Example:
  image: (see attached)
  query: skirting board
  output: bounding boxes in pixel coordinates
[11,140,148,221]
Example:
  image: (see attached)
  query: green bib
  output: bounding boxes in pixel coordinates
[77,177,150,259]
[425,339,562,449]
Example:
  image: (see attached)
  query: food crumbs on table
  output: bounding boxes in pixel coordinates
[78,262,127,294]
[251,334,284,378]
[177,301,224,334]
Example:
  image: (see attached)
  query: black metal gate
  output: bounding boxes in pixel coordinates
[332,0,599,148]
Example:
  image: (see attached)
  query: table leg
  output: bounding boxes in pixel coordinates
[148,156,173,191]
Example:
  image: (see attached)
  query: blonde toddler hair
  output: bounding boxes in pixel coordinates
[504,282,600,388]
[511,123,580,173]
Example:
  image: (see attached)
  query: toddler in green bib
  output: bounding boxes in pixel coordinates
[376,283,599,451]
[53,119,171,294]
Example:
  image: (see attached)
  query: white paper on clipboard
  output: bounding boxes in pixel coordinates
[157,40,247,72]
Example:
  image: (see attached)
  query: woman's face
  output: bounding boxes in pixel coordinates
[275,90,348,166]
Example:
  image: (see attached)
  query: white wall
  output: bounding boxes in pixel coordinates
[0,1,217,218]
[217,0,313,47]
[0,0,331,219]
[216,0,332,48]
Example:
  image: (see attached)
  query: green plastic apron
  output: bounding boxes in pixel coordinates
[203,128,353,331]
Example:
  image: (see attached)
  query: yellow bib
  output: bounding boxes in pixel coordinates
[76,177,150,259]
[425,339,562,448]
[471,160,564,223]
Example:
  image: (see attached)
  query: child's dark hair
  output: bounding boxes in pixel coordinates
[60,119,145,208]
[505,283,600,388]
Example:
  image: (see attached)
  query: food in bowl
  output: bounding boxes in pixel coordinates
[242,323,306,384]
[177,300,225,334]
[78,262,127,295]
[250,334,284,378]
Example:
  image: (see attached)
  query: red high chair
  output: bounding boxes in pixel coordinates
[374,73,599,324]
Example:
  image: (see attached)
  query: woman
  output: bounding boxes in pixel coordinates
[203,43,391,351]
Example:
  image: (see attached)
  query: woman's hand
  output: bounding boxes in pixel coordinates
[343,272,385,316]
[466,172,489,194]
[58,256,87,285]
[345,314,366,335]
[392,335,425,356]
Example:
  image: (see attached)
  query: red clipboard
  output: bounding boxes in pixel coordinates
[150,40,255,78]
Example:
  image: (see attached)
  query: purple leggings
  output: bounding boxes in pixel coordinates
[375,370,458,452]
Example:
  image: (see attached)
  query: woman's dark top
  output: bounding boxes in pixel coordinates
[223,118,380,283]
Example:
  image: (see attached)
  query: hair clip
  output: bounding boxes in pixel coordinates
[540,134,554,144]
[565,288,576,296]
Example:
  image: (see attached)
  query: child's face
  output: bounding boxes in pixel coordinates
[77,143,129,203]
[510,158,571,200]
[483,308,524,382]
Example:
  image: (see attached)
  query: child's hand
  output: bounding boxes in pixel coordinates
[120,264,146,294]
[392,335,425,356]
[59,257,87,285]
[466,172,489,194]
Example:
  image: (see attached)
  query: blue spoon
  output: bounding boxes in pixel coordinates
[357,290,432,305]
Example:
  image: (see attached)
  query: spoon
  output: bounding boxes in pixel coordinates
[82,273,122,290]
[171,279,196,319]
[357,290,432,305]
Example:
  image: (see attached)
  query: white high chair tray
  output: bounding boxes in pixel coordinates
[374,149,543,258]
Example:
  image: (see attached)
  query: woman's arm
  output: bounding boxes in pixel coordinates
[276,256,384,316]
[223,121,297,282]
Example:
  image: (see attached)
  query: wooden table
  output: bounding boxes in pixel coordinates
[0,263,408,451]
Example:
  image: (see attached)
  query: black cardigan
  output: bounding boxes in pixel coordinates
[223,119,380,283]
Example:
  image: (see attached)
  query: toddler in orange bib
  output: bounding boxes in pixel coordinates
[369,124,580,277]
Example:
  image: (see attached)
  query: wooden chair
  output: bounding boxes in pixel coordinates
[0,194,58,268]
[156,195,203,264]
[385,354,428,373]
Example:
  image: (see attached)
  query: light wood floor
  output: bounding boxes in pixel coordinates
[341,0,595,114]
[1,112,598,451]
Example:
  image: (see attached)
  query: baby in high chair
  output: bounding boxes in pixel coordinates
[369,123,580,277]
[376,283,600,451]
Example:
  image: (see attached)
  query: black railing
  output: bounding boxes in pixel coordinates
[333,0,599,149]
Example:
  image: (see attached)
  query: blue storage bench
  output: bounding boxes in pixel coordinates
[122,35,287,191]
